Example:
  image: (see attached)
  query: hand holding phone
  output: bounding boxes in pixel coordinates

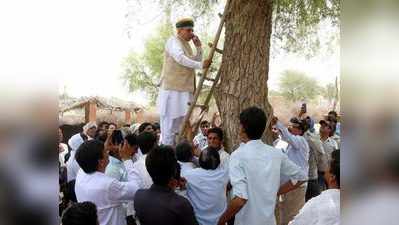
[192,35,201,47]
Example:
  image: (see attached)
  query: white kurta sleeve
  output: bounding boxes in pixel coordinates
[229,154,248,200]
[166,37,203,69]
[276,121,303,150]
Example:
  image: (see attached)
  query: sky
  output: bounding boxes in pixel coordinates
[0,0,339,107]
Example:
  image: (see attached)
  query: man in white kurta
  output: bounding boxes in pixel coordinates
[157,18,211,146]
[288,150,340,225]
[75,140,142,225]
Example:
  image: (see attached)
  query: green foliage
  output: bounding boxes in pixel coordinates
[279,70,321,102]
[272,0,340,57]
[122,22,173,105]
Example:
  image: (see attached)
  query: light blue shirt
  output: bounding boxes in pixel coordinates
[229,139,306,225]
[105,156,128,182]
[276,121,310,182]
[185,167,229,225]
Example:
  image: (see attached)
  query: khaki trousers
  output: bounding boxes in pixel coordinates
[279,185,306,225]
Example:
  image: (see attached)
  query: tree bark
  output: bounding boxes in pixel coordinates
[214,0,274,152]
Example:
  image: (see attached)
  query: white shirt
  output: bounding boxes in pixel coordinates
[132,148,143,164]
[185,167,229,225]
[75,160,141,225]
[276,121,310,182]
[193,132,208,150]
[66,133,86,182]
[229,139,307,225]
[127,154,153,217]
[179,161,196,177]
[288,189,340,225]
[273,137,289,153]
[218,148,230,169]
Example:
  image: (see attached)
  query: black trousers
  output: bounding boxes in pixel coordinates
[305,179,321,202]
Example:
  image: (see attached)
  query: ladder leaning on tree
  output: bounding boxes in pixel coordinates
[176,0,231,143]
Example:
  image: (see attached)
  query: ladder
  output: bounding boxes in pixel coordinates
[177,0,230,143]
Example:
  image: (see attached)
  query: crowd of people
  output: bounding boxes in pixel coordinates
[58,106,341,225]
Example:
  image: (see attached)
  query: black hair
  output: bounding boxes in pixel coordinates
[330,149,340,188]
[97,121,109,129]
[145,145,179,186]
[290,117,307,134]
[152,122,160,130]
[125,133,138,147]
[239,106,266,140]
[207,127,223,140]
[62,201,98,225]
[199,147,220,170]
[328,111,338,117]
[137,132,157,155]
[200,120,210,126]
[75,140,105,174]
[176,141,193,162]
[138,122,153,134]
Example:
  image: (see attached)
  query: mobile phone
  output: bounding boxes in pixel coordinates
[301,103,307,113]
[111,129,124,145]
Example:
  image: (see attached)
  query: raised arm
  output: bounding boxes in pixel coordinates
[275,121,303,150]
[167,37,203,69]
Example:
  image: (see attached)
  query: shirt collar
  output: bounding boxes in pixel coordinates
[245,139,263,145]
[109,155,122,164]
[150,184,174,193]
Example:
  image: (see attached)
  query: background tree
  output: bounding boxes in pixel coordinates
[121,21,173,105]
[279,70,321,102]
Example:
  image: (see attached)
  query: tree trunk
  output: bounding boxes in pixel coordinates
[214,0,274,152]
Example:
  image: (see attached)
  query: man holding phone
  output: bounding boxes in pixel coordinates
[158,17,211,146]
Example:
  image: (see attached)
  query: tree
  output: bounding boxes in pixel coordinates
[279,70,321,102]
[127,0,340,150]
[121,21,174,105]
[215,0,339,150]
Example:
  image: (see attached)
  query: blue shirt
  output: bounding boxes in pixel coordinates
[276,121,310,182]
[185,167,229,225]
[105,156,128,181]
[229,139,306,225]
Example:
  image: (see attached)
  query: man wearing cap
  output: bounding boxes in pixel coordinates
[157,18,211,146]
[318,119,338,190]
[272,117,310,225]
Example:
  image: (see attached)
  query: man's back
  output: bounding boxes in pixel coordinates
[134,185,198,225]
[288,189,340,225]
[230,140,306,225]
[185,167,229,225]
[75,171,127,225]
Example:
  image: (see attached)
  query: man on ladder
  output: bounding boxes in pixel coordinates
[158,18,212,146]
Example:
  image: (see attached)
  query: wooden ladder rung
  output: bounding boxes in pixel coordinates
[204,77,216,82]
[208,43,223,54]
[195,104,208,110]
